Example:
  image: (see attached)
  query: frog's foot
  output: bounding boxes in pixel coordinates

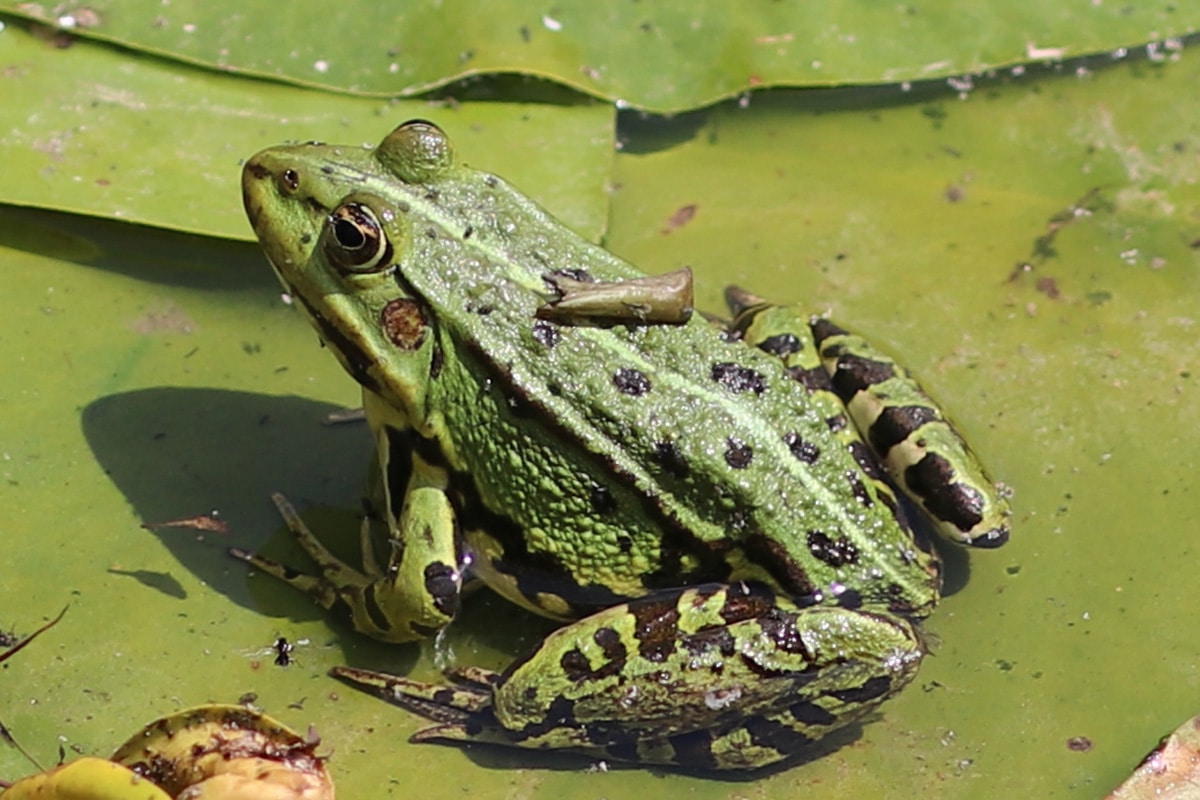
[228,492,459,643]
[331,664,497,731]
[333,583,925,770]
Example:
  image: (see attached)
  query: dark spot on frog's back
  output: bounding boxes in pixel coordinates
[513,695,578,741]
[724,437,754,469]
[681,625,736,663]
[825,413,848,433]
[531,319,561,349]
[758,607,809,656]
[711,362,766,394]
[785,364,833,393]
[847,441,887,481]
[559,647,591,682]
[846,471,872,507]
[809,317,849,342]
[613,367,651,396]
[833,587,864,609]
[806,530,859,568]
[783,432,819,463]
[559,631,624,682]
[380,298,428,351]
[717,583,776,624]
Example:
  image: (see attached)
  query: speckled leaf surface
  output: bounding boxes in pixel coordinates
[2,20,1200,800]
[0,21,614,241]
[2,1,1198,112]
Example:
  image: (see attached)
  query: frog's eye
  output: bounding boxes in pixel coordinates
[323,202,393,273]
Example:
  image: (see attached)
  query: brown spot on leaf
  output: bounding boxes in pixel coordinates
[1036,276,1061,299]
[661,203,697,234]
[130,300,197,335]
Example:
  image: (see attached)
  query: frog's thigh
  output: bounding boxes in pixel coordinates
[489,585,924,768]
[810,319,1011,547]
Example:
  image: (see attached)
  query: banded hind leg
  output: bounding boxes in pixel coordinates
[331,582,925,770]
[725,287,1010,548]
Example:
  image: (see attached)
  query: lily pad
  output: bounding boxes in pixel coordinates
[3,2,1198,112]
[2,21,1199,800]
[0,22,614,240]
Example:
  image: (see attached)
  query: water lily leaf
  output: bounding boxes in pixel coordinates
[0,22,614,240]
[2,1,1197,112]
[2,19,1199,800]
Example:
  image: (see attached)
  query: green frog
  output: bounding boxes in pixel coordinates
[234,120,1010,770]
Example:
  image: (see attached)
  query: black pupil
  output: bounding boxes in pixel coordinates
[334,217,366,249]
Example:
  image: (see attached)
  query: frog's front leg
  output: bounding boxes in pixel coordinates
[726,288,1011,549]
[332,583,923,770]
[229,425,462,643]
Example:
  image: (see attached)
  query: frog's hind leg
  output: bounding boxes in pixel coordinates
[728,283,1009,548]
[726,288,1010,547]
[332,583,925,770]
[807,319,1011,547]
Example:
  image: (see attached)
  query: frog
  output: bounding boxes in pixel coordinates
[233,119,1011,770]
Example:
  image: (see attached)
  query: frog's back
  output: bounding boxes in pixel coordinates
[399,170,939,618]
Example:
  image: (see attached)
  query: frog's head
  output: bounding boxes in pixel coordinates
[241,120,458,431]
